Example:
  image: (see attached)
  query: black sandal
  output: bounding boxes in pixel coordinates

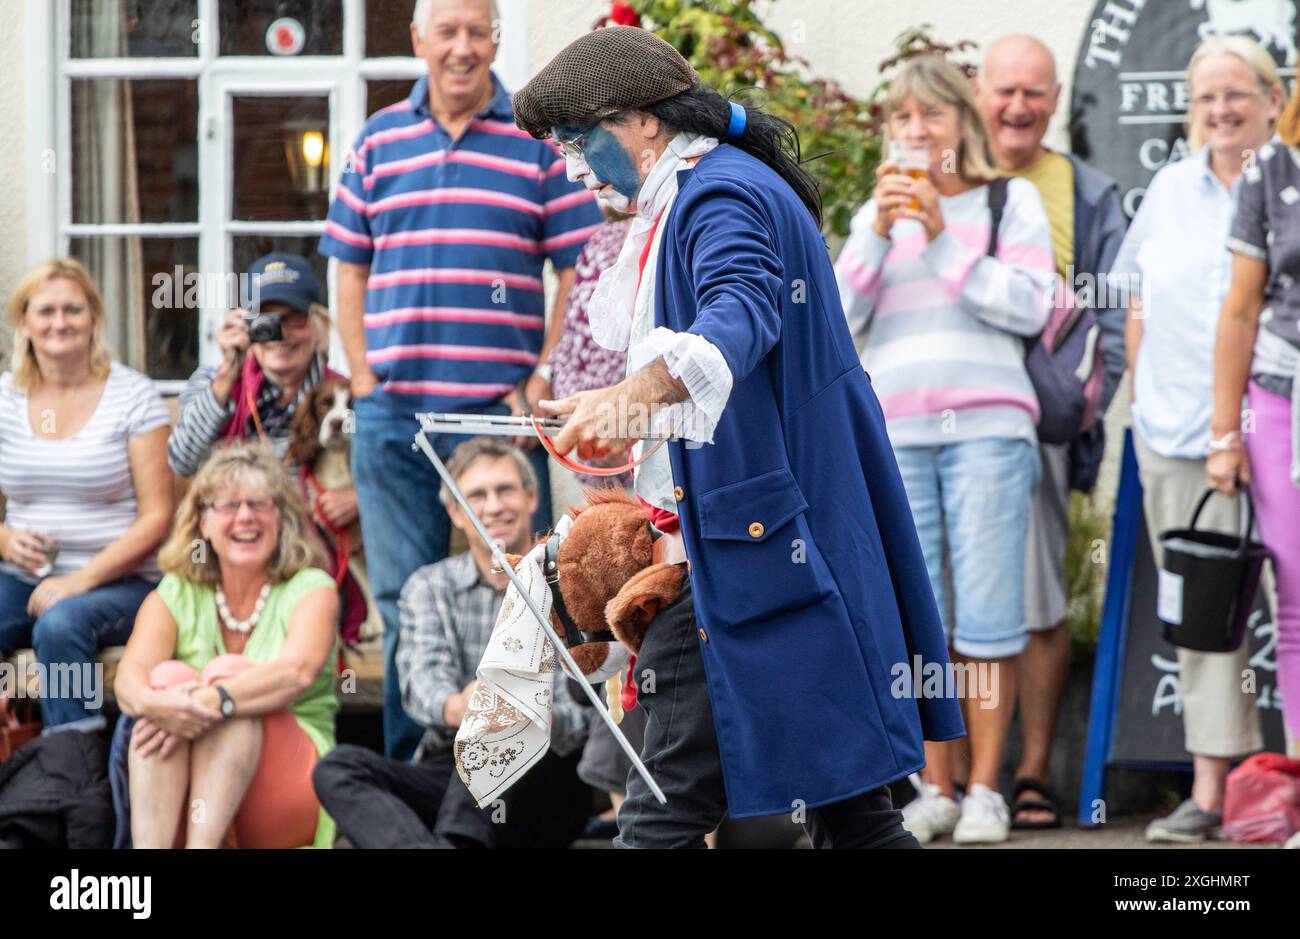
[1011,777,1063,830]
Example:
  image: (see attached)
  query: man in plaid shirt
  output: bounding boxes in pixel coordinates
[312,439,592,848]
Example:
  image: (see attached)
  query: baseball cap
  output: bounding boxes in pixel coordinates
[243,253,323,314]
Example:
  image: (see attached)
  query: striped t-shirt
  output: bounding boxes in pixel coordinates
[835,177,1056,448]
[0,362,171,582]
[318,73,604,412]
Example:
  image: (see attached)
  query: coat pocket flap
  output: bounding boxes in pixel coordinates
[698,468,809,543]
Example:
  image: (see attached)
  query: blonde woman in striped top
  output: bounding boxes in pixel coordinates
[835,56,1055,846]
[0,259,173,726]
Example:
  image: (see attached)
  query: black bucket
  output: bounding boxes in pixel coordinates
[1157,487,1268,653]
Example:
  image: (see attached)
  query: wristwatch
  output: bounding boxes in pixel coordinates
[534,362,553,383]
[215,684,236,718]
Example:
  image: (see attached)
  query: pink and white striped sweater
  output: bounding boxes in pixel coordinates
[834,177,1055,448]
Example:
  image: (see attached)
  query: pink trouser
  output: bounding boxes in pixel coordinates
[1246,382,1300,740]
[145,654,320,848]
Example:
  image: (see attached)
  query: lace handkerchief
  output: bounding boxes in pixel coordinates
[454,541,558,807]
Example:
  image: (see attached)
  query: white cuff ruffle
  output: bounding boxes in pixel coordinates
[627,327,733,444]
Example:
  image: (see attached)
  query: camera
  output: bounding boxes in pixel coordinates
[241,310,283,344]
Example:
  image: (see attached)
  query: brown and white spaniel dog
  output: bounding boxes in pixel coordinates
[289,379,382,643]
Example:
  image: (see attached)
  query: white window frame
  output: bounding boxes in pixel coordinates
[26,0,528,392]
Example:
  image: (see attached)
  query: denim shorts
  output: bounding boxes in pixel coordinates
[893,437,1041,659]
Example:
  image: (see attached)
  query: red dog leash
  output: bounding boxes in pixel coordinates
[302,467,352,588]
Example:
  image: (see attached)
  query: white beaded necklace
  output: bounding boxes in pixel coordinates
[215,583,272,635]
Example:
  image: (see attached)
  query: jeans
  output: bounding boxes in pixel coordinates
[312,744,590,848]
[893,437,1041,659]
[614,583,920,849]
[0,569,154,725]
[350,395,553,761]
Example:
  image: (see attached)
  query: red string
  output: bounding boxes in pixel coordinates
[530,415,668,477]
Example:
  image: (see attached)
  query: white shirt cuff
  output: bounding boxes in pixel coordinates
[627,327,733,444]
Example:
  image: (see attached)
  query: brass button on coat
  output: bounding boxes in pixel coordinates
[748,522,765,539]
[673,486,684,502]
[698,627,709,643]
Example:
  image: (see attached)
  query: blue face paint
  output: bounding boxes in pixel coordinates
[583,126,641,200]
[556,123,641,201]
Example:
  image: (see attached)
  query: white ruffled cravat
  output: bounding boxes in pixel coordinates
[586,133,736,457]
[587,133,719,353]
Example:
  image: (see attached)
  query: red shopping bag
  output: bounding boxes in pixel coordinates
[1223,753,1300,844]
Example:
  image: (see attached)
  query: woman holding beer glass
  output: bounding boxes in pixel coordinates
[835,56,1056,845]
[0,258,173,726]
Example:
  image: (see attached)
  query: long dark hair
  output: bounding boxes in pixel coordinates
[634,85,822,227]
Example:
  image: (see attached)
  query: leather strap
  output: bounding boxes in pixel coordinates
[544,535,616,647]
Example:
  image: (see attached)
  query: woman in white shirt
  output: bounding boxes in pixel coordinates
[0,259,173,726]
[1114,36,1284,842]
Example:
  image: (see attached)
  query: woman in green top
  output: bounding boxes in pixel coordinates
[115,442,340,848]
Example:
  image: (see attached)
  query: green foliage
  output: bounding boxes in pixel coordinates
[1066,491,1111,650]
[630,2,976,237]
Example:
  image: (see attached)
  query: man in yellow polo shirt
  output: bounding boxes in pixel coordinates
[975,34,1129,831]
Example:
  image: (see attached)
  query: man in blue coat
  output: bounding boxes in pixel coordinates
[517,26,965,848]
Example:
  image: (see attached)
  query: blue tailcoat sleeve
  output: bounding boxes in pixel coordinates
[678,180,783,382]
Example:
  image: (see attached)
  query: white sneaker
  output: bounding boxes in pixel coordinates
[953,783,1010,844]
[901,779,961,844]
[1285,830,1300,849]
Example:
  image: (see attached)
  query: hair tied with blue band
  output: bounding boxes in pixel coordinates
[727,101,747,142]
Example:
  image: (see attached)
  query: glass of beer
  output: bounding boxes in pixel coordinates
[32,532,59,579]
[887,141,930,214]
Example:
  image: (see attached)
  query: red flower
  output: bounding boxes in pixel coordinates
[608,2,641,26]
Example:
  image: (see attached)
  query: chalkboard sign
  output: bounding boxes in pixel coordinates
[1079,431,1287,824]
[1070,0,1300,218]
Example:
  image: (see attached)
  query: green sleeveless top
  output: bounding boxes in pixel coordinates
[157,567,339,848]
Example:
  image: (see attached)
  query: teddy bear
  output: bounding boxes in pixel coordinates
[507,489,688,679]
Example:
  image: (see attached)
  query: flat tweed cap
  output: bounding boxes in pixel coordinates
[514,26,698,139]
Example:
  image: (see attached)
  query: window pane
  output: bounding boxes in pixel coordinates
[232,96,331,221]
[231,236,329,304]
[367,79,416,117]
[68,237,200,381]
[70,0,198,58]
[71,80,199,225]
[219,0,343,56]
[367,0,417,58]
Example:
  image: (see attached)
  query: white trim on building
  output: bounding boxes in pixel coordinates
[25,0,526,383]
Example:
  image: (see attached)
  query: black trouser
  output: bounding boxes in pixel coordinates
[614,583,920,850]
[313,743,591,849]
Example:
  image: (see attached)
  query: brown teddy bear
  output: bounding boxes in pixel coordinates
[508,489,687,677]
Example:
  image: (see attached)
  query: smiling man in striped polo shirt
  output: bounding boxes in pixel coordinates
[318,0,601,760]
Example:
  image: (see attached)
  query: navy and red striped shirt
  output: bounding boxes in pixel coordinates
[318,73,603,411]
